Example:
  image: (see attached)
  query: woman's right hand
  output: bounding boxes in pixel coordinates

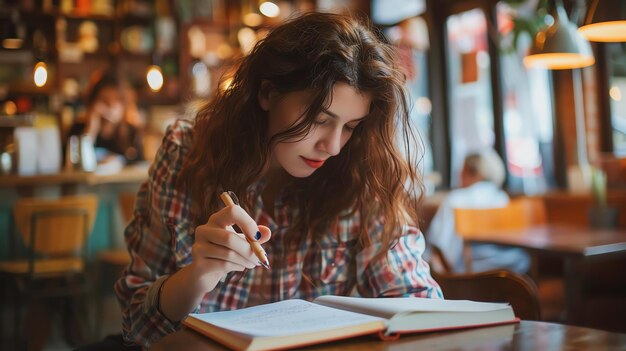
[94,101,124,123]
[159,204,271,322]
[190,204,272,292]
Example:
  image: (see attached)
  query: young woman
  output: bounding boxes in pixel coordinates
[115,12,442,348]
[70,71,145,164]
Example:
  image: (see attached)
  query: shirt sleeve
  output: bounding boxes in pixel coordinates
[114,121,191,348]
[355,218,443,299]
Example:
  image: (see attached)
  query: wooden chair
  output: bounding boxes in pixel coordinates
[453,197,546,272]
[433,268,541,320]
[427,245,454,276]
[454,197,546,236]
[0,195,98,348]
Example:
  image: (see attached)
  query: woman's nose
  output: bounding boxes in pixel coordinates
[317,128,342,156]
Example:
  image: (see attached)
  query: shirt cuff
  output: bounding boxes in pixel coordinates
[144,275,179,327]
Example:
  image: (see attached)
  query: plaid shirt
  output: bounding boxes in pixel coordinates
[115,120,442,348]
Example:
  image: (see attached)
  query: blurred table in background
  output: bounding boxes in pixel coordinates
[0,163,148,196]
[464,224,626,325]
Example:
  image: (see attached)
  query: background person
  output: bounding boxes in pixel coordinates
[426,149,530,273]
[70,71,145,165]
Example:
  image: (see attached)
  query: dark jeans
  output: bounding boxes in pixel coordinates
[74,334,140,351]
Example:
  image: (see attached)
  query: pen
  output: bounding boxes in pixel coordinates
[220,191,270,269]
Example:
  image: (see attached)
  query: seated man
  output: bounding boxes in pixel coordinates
[426,149,530,273]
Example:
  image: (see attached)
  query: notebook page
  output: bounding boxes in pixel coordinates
[314,296,510,318]
[189,299,384,337]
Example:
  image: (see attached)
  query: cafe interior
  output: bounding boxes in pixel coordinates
[0,0,625,350]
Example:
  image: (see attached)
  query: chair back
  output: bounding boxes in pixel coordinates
[433,269,541,320]
[13,195,99,256]
[454,197,546,237]
[451,197,546,273]
[428,245,453,275]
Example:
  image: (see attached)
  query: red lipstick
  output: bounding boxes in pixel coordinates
[301,157,325,169]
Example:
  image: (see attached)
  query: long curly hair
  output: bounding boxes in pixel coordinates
[179,12,424,261]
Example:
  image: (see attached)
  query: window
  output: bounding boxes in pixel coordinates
[446,8,494,186]
[378,15,435,192]
[496,2,555,193]
[608,43,626,157]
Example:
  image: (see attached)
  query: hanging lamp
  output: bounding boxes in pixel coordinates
[524,0,595,70]
[579,0,626,42]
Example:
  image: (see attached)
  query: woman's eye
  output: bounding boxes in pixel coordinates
[314,119,328,125]
[344,123,360,132]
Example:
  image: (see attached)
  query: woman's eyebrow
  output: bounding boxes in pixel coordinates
[322,108,368,121]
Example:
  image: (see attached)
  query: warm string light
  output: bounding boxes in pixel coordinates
[259,2,280,18]
[146,65,164,92]
[4,101,17,115]
[33,61,48,87]
[243,12,263,27]
[609,86,622,102]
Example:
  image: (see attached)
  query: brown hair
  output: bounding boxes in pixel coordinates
[179,12,423,262]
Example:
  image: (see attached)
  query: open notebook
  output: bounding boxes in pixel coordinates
[183,296,518,351]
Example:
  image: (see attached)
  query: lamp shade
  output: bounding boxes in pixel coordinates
[524,2,595,70]
[579,0,626,42]
[2,11,23,49]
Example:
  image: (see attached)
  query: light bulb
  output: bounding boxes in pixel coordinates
[146,65,164,92]
[259,2,280,18]
[34,62,48,87]
[609,86,622,102]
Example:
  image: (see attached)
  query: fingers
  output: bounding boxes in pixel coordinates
[256,225,272,244]
[195,257,249,274]
[194,226,261,268]
[196,243,258,270]
[194,206,273,277]
[208,205,265,243]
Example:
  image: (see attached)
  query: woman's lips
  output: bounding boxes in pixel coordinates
[301,157,325,169]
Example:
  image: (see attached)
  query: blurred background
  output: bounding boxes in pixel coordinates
[1,0,625,350]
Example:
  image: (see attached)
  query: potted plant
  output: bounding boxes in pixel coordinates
[588,167,619,229]
[499,0,550,54]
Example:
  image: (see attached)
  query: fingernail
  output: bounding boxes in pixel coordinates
[255,231,261,240]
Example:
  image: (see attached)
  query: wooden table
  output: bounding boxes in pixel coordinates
[463,225,626,324]
[0,164,148,196]
[150,321,626,350]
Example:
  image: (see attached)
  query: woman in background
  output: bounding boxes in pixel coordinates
[70,71,145,164]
